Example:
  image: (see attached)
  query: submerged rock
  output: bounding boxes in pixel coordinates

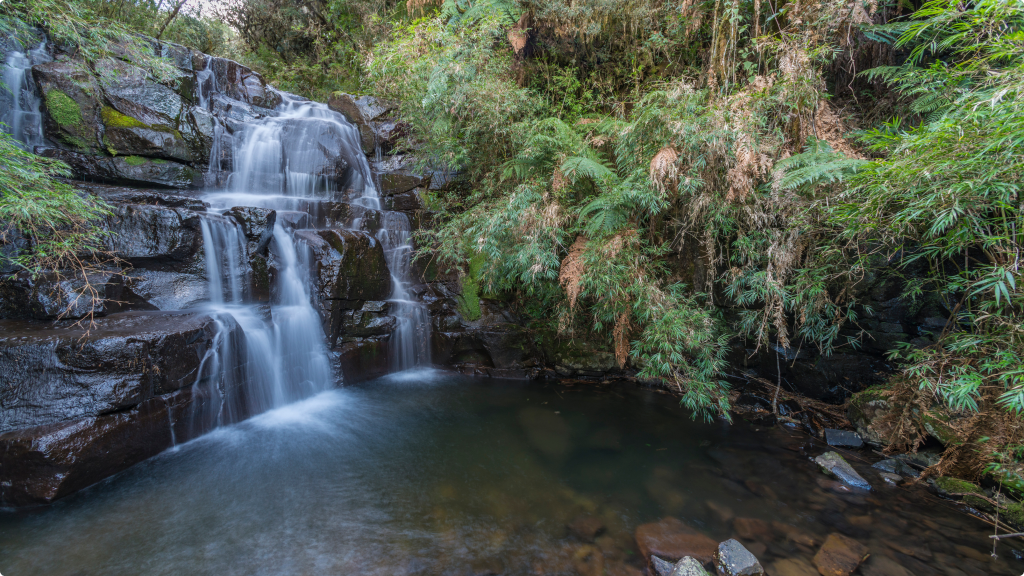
[812,533,869,576]
[652,556,677,576]
[872,458,919,478]
[814,452,871,490]
[636,517,718,566]
[715,539,764,576]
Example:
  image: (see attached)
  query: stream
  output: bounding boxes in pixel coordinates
[1,371,1018,576]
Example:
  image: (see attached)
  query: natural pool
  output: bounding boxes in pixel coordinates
[0,370,1018,575]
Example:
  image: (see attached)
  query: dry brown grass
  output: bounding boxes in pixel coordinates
[560,235,587,311]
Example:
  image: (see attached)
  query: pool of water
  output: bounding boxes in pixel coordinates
[0,371,1019,575]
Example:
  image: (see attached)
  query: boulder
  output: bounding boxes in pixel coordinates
[33,59,104,153]
[296,229,391,344]
[568,515,606,542]
[846,386,894,446]
[373,155,430,196]
[814,452,871,490]
[714,540,763,576]
[812,533,869,576]
[203,56,282,109]
[0,396,174,506]
[327,92,395,154]
[335,339,389,384]
[106,203,203,265]
[824,428,864,449]
[636,517,718,566]
[0,311,233,434]
[79,182,209,211]
[652,556,677,576]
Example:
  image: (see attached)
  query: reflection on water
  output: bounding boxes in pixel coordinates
[0,372,1019,576]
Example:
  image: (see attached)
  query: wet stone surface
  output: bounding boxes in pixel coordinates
[0,375,1021,576]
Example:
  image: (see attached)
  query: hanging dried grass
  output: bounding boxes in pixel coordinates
[559,236,587,310]
[552,166,566,193]
[650,146,679,192]
[613,311,631,368]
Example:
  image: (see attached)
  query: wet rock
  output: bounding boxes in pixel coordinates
[127,269,208,310]
[40,148,203,188]
[812,533,869,576]
[0,311,232,433]
[858,555,913,576]
[275,210,309,231]
[518,407,573,460]
[715,539,764,576]
[340,304,397,338]
[635,517,718,566]
[814,452,871,490]
[878,472,903,485]
[33,59,104,153]
[327,92,393,154]
[0,396,174,506]
[671,557,712,576]
[768,558,817,576]
[652,556,676,576]
[568,515,606,541]
[373,155,430,196]
[872,458,919,478]
[0,271,143,320]
[204,56,281,109]
[824,429,864,449]
[732,518,772,541]
[334,338,389,384]
[80,183,209,211]
[106,203,203,265]
[296,229,391,343]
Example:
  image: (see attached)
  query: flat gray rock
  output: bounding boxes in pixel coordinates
[715,539,764,576]
[652,555,676,576]
[825,428,864,448]
[815,452,872,490]
[872,458,918,477]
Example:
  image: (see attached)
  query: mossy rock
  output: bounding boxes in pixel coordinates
[44,90,82,127]
[933,476,987,509]
[101,106,148,129]
[921,412,960,446]
[1002,502,1024,527]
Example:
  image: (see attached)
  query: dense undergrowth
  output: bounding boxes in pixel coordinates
[2,0,1022,494]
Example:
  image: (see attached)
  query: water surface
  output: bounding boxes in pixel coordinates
[0,371,1017,576]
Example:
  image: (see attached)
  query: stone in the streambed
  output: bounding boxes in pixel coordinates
[636,517,718,566]
[672,557,712,576]
[568,515,606,542]
[824,428,864,449]
[0,396,174,506]
[714,539,764,576]
[732,517,772,541]
[768,558,817,576]
[814,452,871,490]
[872,458,919,478]
[812,533,869,576]
[652,556,677,576]
[0,311,233,434]
[225,206,276,244]
[105,203,203,265]
[382,189,425,212]
[858,554,913,576]
[878,472,903,485]
[518,407,573,460]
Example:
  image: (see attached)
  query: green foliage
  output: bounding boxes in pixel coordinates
[0,132,111,277]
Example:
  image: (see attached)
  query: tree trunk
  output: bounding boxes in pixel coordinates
[157,0,188,40]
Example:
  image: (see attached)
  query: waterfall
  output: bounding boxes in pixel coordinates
[1,40,50,149]
[182,214,331,442]
[378,212,432,370]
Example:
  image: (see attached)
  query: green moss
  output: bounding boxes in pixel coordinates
[1002,502,1024,527]
[922,413,960,446]
[935,476,983,495]
[457,253,487,321]
[44,90,82,127]
[123,155,147,166]
[101,106,147,129]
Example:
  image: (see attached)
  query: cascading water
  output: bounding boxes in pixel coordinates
[378,212,432,370]
[181,73,434,439]
[1,40,50,149]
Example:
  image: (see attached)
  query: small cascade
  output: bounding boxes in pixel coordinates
[377,212,432,370]
[1,40,50,149]
[182,215,331,442]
